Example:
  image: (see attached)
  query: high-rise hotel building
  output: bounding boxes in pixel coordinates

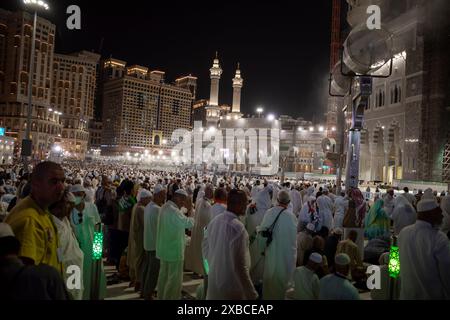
[51,51,100,159]
[0,9,62,159]
[101,58,196,156]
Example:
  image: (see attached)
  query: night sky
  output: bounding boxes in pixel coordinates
[3,0,333,121]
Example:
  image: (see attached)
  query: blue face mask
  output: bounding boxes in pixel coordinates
[74,196,83,206]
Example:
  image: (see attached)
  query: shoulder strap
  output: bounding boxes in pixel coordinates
[268,208,287,233]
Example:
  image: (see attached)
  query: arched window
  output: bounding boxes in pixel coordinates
[154,135,160,146]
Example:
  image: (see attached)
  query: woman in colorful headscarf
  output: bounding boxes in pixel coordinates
[298,196,321,232]
[302,185,315,205]
[364,199,390,240]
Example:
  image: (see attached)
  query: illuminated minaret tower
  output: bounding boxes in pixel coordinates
[206,52,222,127]
[229,63,243,120]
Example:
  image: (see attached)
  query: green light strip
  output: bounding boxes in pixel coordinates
[92,231,103,260]
[388,246,400,278]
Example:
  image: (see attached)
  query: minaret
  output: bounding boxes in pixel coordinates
[206,52,222,127]
[230,63,243,119]
[209,52,222,106]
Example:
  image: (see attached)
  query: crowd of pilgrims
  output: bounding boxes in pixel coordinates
[0,161,449,300]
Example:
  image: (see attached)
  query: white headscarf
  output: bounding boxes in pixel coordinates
[391,194,417,235]
[255,186,272,213]
[422,188,436,201]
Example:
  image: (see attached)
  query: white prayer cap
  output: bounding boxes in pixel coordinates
[306,223,315,232]
[0,223,14,238]
[137,189,152,202]
[309,252,323,264]
[417,198,439,213]
[153,184,165,195]
[335,253,351,266]
[175,189,188,197]
[277,190,291,205]
[70,184,85,194]
[333,227,343,235]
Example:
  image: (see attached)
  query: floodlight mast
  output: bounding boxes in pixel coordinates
[329,39,394,191]
[22,0,50,172]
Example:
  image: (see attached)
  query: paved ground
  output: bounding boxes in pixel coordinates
[105,264,371,300]
[104,265,203,300]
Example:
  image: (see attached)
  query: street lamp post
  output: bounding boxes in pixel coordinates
[22,0,49,173]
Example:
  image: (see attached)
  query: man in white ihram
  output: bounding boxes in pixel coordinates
[156,189,194,300]
[319,253,360,300]
[188,184,213,276]
[289,186,303,217]
[293,252,322,300]
[398,198,450,299]
[142,184,166,300]
[256,190,297,300]
[210,188,227,220]
[316,188,334,232]
[333,192,348,229]
[203,189,258,300]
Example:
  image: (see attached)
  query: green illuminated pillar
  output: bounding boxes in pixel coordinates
[388,245,400,278]
[92,230,104,260]
[388,235,400,300]
[91,223,104,300]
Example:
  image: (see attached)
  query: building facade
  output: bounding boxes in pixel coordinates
[101,58,195,156]
[52,51,100,159]
[279,115,329,174]
[342,0,450,184]
[88,119,102,150]
[0,9,62,160]
[0,135,15,164]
